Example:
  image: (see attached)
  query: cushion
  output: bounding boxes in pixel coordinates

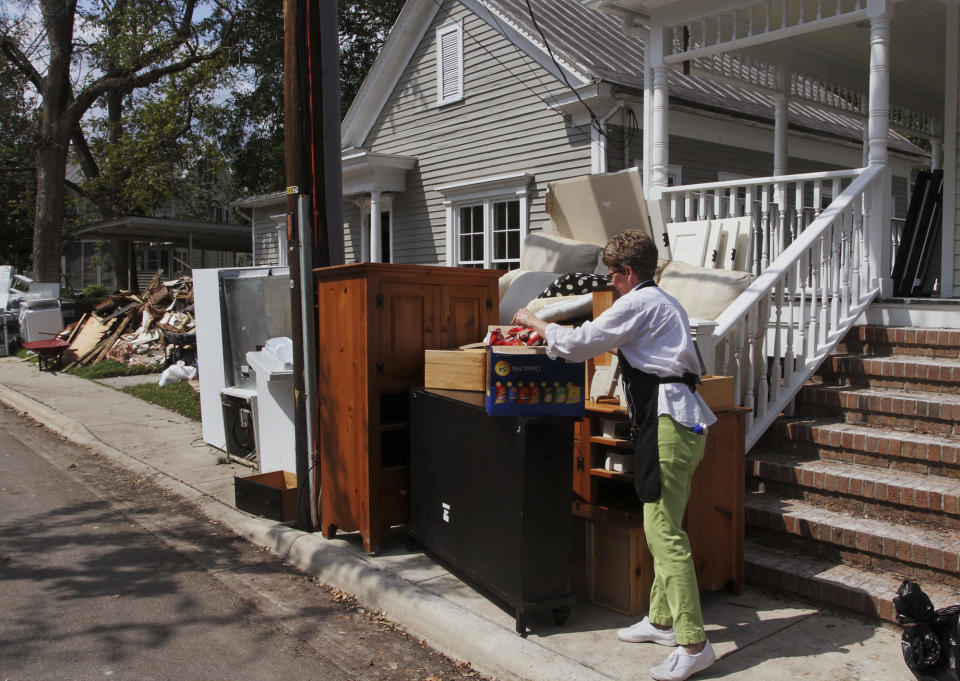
[537,272,609,299]
[527,293,594,323]
[519,232,602,274]
[658,261,753,321]
[498,271,567,324]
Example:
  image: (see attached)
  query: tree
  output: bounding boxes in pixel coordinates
[0,0,241,282]
[0,55,35,271]
[219,0,404,198]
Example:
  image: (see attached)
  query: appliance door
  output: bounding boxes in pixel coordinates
[221,274,291,388]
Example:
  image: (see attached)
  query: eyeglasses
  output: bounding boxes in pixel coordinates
[607,268,625,281]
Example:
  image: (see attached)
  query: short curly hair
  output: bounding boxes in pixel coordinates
[601,229,659,282]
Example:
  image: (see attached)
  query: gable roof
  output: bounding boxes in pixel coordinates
[342,0,925,158]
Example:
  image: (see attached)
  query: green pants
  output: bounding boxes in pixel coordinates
[644,415,707,645]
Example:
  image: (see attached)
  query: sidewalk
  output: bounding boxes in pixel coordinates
[0,356,910,681]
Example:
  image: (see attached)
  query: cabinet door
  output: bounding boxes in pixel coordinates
[438,284,493,349]
[378,282,436,390]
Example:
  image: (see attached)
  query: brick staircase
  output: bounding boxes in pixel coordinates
[745,325,960,622]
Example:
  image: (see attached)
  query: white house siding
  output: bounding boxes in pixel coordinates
[357,0,592,265]
[342,200,362,262]
[249,203,285,266]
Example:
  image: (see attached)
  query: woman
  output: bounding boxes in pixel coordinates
[513,229,717,681]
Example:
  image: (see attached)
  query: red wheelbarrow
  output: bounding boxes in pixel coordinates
[23,339,70,371]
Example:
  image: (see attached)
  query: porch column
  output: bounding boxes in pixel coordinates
[867,1,894,297]
[641,25,652,196]
[649,26,670,198]
[773,67,789,176]
[943,1,959,297]
[369,190,382,263]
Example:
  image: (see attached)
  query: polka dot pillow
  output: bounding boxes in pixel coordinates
[537,273,609,299]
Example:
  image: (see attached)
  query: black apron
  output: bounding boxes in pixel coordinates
[618,281,700,503]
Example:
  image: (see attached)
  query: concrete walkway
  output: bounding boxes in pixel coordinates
[0,356,911,681]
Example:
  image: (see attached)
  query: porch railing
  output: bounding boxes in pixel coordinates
[661,168,862,276]
[671,165,884,450]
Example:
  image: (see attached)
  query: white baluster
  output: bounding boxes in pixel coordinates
[770,275,785,404]
[684,191,693,222]
[861,183,872,293]
[851,192,863,305]
[793,181,803,241]
[808,240,820,359]
[761,184,771,269]
[746,185,758,275]
[732,318,745,407]
[785,262,797,387]
[756,298,769,421]
[745,310,757,430]
[797,246,810,363]
[819,230,830,349]
[839,206,851,319]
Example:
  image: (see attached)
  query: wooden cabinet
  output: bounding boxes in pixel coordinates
[573,401,747,614]
[315,263,500,553]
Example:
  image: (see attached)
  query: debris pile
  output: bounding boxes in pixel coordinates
[62,272,196,369]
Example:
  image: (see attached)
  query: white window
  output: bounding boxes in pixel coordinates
[437,173,532,270]
[436,22,463,106]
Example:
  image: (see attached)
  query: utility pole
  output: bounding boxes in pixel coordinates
[283,0,343,532]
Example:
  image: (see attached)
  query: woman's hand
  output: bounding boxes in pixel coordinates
[511,308,549,338]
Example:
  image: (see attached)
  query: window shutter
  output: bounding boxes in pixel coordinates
[436,22,463,106]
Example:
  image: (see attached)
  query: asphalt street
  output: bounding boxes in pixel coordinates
[0,404,486,681]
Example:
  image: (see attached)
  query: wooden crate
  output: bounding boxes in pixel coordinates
[424,349,487,391]
[699,375,734,411]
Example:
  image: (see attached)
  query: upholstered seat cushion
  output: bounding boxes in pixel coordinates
[520,232,603,273]
[526,293,594,323]
[658,261,753,320]
[498,271,568,324]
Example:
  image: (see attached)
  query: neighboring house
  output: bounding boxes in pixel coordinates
[64,165,251,292]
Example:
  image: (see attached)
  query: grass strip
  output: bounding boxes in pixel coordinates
[121,382,201,421]
[68,360,162,379]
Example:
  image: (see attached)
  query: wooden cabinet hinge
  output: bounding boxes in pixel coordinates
[486,297,493,311]
[375,293,384,309]
[376,361,385,376]
[576,455,585,472]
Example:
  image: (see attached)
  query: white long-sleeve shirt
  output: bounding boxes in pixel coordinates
[543,284,717,428]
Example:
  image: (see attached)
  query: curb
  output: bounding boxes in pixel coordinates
[0,381,616,681]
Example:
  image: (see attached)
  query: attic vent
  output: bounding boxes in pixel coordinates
[436,21,463,106]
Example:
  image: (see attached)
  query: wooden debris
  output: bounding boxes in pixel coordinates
[63,275,195,369]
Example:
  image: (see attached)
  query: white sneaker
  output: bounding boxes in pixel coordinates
[650,640,716,681]
[617,616,678,646]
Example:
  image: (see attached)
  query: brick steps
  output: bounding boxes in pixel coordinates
[746,493,960,586]
[749,451,960,526]
[817,355,960,394]
[746,325,960,622]
[838,326,960,359]
[745,541,960,623]
[765,417,960,477]
[796,385,960,437]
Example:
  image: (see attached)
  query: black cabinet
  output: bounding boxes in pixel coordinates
[408,388,575,635]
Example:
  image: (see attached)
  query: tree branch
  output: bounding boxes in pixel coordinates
[0,34,45,91]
